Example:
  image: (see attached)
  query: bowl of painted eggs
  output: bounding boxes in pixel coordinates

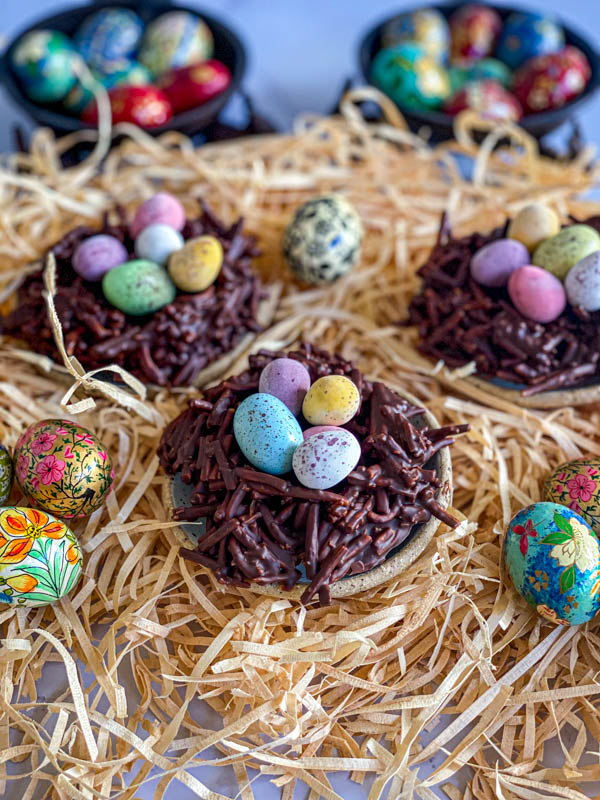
[359,3,600,140]
[2,2,245,136]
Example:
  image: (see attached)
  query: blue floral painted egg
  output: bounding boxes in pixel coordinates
[12,30,79,103]
[74,8,144,73]
[496,12,564,70]
[503,502,600,626]
[381,9,450,62]
[371,42,450,111]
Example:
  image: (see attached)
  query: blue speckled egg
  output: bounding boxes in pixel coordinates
[503,502,600,626]
[371,42,450,111]
[12,30,78,103]
[496,12,565,70]
[74,8,144,73]
[0,447,13,506]
[381,9,450,62]
[292,429,361,490]
[233,394,303,476]
[64,59,151,114]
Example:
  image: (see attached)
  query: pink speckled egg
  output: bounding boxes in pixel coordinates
[73,234,128,281]
[470,238,530,287]
[130,193,186,238]
[258,358,311,416]
[292,428,361,490]
[303,425,341,441]
[508,265,566,323]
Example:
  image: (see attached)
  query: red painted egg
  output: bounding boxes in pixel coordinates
[445,80,523,121]
[449,4,502,64]
[513,47,591,113]
[82,86,173,128]
[158,59,232,114]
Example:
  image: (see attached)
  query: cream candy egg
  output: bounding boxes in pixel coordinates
[507,204,561,253]
[302,375,360,426]
[135,224,184,266]
[293,429,361,490]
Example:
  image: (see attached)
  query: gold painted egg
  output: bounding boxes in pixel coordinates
[14,419,113,518]
[543,459,600,532]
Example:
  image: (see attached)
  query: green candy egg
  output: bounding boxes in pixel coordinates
[532,224,600,280]
[102,260,176,316]
[0,447,13,506]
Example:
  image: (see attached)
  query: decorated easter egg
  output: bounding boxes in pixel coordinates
[544,460,600,532]
[303,426,341,441]
[258,358,311,416]
[381,9,450,61]
[64,60,151,114]
[131,193,186,238]
[470,238,529,287]
[135,224,184,266]
[302,376,360,426]
[12,30,78,103]
[496,12,564,70]
[503,502,600,626]
[532,225,600,280]
[0,447,13,506]
[466,58,512,89]
[0,507,82,607]
[449,65,468,94]
[508,204,561,253]
[449,4,502,65]
[371,43,450,111]
[444,80,523,121]
[158,60,232,114]
[82,85,173,128]
[292,429,361,490]
[14,419,113,518]
[283,195,363,285]
[74,8,143,73]
[508,265,566,323]
[565,252,600,311]
[513,47,591,114]
[139,11,213,77]
[233,394,303,476]
[73,234,128,281]
[168,235,223,293]
[102,260,176,316]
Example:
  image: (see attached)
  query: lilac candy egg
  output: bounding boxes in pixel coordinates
[258,358,311,416]
[131,193,186,238]
[303,425,340,441]
[508,265,566,324]
[292,429,361,490]
[470,238,530,287]
[73,234,128,281]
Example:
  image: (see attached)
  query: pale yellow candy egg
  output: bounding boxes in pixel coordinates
[168,235,223,292]
[507,203,560,253]
[302,375,360,426]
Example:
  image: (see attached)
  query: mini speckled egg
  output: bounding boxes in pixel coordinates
[0,447,13,506]
[565,252,600,311]
[532,225,600,280]
[503,502,600,626]
[131,193,186,238]
[259,358,311,416]
[168,235,223,293]
[449,4,501,64]
[292,429,361,490]
[64,60,151,114]
[74,8,143,73]
[139,11,213,77]
[302,375,360,427]
[508,265,566,323]
[233,393,303,476]
[14,419,113,518]
[444,80,523,121]
[73,234,128,281]
[303,426,341,441]
[371,43,450,111]
[158,59,232,114]
[102,260,176,315]
[283,195,363,285]
[12,30,78,103]
[0,507,82,607]
[381,9,450,61]
[82,85,173,128]
[466,58,512,88]
[543,460,600,532]
[496,12,564,70]
[513,47,591,114]
[470,238,529,287]
[135,224,184,266]
[507,204,561,253]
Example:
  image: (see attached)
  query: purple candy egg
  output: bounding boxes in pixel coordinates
[303,425,341,440]
[73,234,128,281]
[470,238,530,287]
[259,358,311,416]
[508,265,566,323]
[292,428,361,490]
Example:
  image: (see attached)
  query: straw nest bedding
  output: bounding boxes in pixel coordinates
[1,89,600,799]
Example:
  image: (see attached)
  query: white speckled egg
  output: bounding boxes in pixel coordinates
[292,428,361,490]
[565,251,600,311]
[135,223,184,266]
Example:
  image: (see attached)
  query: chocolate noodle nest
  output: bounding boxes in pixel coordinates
[0,203,265,387]
[407,214,600,397]
[158,344,468,605]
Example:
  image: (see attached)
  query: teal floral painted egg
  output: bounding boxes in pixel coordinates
[466,58,512,89]
[12,30,78,103]
[543,460,600,532]
[381,9,450,62]
[371,43,450,111]
[0,507,82,607]
[74,8,144,73]
[503,502,600,626]
[139,11,213,77]
[0,447,13,506]
[14,419,113,519]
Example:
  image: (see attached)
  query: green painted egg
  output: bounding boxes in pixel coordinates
[466,58,512,89]
[532,224,600,280]
[543,459,600,532]
[12,30,78,103]
[381,9,450,62]
[102,259,176,316]
[449,65,468,94]
[371,42,450,111]
[139,11,213,77]
[64,59,151,113]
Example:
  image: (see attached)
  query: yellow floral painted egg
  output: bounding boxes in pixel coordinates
[14,419,113,518]
[543,459,600,532]
[0,507,82,607]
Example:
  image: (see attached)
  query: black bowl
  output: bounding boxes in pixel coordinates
[0,0,246,137]
[358,2,600,141]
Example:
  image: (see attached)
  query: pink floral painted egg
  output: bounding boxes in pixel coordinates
[14,419,113,518]
[543,459,600,532]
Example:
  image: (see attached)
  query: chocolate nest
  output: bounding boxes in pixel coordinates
[158,344,468,605]
[407,214,600,396]
[0,204,265,387]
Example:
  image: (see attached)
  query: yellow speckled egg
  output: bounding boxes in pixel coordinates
[168,235,223,292]
[302,375,360,426]
[507,204,561,253]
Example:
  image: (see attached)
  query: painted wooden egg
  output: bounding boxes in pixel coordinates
[12,30,78,103]
[381,9,450,61]
[14,419,113,518]
[0,447,13,506]
[64,59,151,114]
[543,460,600,532]
[158,60,232,114]
[82,86,173,128]
[444,80,523,121]
[0,507,83,607]
[496,12,564,70]
[74,8,144,73]
[466,58,512,89]
[371,43,450,111]
[513,47,591,114]
[503,502,600,626]
[449,4,502,65]
[139,11,213,77]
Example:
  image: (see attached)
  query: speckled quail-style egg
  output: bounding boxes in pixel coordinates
[292,429,361,490]
[564,252,600,311]
[135,224,184,266]
[73,234,128,281]
[381,9,450,61]
[302,375,360,426]
[496,12,565,70]
[102,260,177,315]
[503,502,600,626]
[532,224,600,280]
[12,30,79,103]
[168,235,223,293]
[0,447,13,506]
[283,196,363,285]
[233,393,303,476]
[371,42,450,111]
[444,80,523,121]
[543,459,600,532]
[508,204,561,253]
[508,265,566,324]
[139,11,213,77]
[470,238,530,287]
[449,4,502,64]
[74,8,144,73]
[513,47,591,114]
[259,358,311,416]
